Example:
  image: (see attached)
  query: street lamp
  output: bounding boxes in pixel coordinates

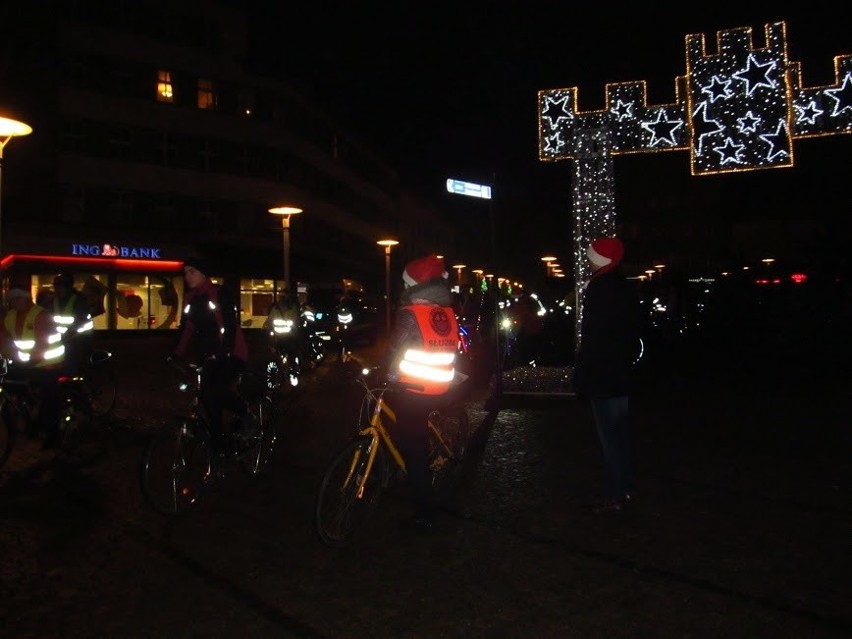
[541,255,557,278]
[268,206,303,293]
[376,239,399,333]
[0,115,33,263]
[452,264,466,287]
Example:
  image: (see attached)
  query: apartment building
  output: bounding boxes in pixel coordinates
[0,0,452,331]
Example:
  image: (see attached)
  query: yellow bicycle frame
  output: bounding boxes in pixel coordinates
[348,389,406,499]
[345,387,452,499]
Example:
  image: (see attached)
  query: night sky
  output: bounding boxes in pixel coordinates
[246,3,851,282]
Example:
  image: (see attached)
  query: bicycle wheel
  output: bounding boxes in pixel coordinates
[428,406,471,499]
[239,396,276,475]
[141,420,212,515]
[85,364,117,418]
[315,436,387,547]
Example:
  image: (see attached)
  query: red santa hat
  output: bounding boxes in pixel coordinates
[587,237,624,273]
[402,254,446,287]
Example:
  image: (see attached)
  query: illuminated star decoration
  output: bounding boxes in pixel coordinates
[691,101,724,156]
[542,95,573,127]
[732,54,778,95]
[736,111,761,134]
[793,100,823,125]
[758,119,790,161]
[713,137,745,165]
[543,131,565,153]
[701,76,733,103]
[610,100,634,121]
[640,110,683,147]
[824,72,852,117]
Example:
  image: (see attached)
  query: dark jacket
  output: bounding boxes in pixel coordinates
[573,270,642,398]
[174,279,248,363]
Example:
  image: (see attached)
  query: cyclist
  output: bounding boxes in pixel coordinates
[1,282,67,449]
[262,289,304,386]
[383,254,459,533]
[172,256,249,466]
[51,272,94,375]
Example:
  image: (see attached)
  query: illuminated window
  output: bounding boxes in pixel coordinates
[197,78,217,110]
[156,70,174,103]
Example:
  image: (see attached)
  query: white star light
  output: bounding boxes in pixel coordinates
[736,111,761,134]
[793,100,824,125]
[732,54,778,95]
[692,101,725,157]
[713,137,745,165]
[824,72,852,117]
[609,100,634,121]
[701,76,733,103]
[759,119,790,162]
[543,131,566,154]
[542,95,573,127]
[640,110,683,147]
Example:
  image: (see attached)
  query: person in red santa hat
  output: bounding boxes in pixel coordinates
[383,253,459,533]
[573,237,643,513]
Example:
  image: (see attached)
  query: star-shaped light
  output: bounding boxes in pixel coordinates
[758,119,790,162]
[609,99,634,122]
[640,110,683,147]
[701,76,733,103]
[691,101,725,156]
[824,72,852,117]
[541,95,573,128]
[793,100,824,125]
[732,54,778,96]
[713,138,745,165]
[736,111,761,134]
[543,131,566,154]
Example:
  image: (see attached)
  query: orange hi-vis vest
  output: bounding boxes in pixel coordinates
[396,304,459,395]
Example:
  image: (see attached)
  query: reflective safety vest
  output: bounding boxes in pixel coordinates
[53,294,93,336]
[266,303,299,337]
[396,304,458,395]
[5,305,66,368]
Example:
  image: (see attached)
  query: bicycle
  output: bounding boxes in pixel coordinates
[56,349,118,448]
[0,350,117,467]
[314,366,471,547]
[140,359,277,515]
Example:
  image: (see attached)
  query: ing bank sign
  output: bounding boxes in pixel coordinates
[71,243,162,259]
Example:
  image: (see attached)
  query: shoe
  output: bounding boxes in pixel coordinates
[588,494,632,515]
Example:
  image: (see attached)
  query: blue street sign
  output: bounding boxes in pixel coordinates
[446,178,492,200]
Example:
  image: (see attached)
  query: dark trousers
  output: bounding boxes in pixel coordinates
[387,390,440,522]
[8,367,62,444]
[200,357,246,454]
[590,395,634,500]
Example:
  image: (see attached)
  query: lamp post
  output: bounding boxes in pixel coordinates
[541,255,557,278]
[268,206,303,294]
[376,239,399,333]
[452,264,466,287]
[0,115,33,264]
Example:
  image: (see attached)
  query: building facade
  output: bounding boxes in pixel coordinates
[0,0,454,331]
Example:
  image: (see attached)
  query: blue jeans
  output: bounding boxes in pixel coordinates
[590,396,634,500]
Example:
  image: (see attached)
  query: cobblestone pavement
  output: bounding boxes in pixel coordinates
[1,334,850,638]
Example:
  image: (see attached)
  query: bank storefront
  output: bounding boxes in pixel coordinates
[1,238,281,332]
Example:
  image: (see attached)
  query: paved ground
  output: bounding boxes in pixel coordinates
[1,331,850,638]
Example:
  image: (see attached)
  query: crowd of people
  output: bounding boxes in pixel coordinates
[3,235,641,527]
